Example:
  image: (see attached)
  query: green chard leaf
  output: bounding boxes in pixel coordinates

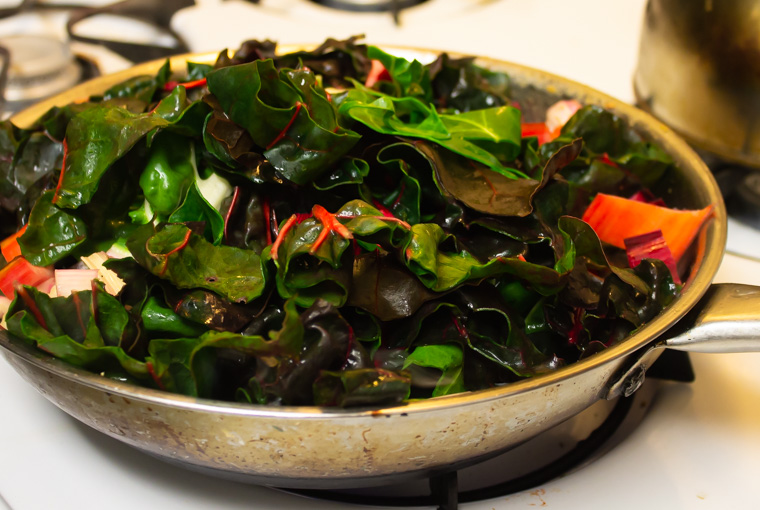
[5,285,148,379]
[53,87,195,209]
[206,59,361,185]
[126,222,267,304]
[337,84,524,178]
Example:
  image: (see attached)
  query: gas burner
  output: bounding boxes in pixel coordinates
[0,34,98,117]
[310,0,428,12]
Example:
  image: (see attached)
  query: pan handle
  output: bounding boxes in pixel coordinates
[605,283,760,399]
[662,283,760,353]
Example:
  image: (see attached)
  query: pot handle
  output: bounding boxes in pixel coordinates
[662,283,760,353]
[605,283,760,399]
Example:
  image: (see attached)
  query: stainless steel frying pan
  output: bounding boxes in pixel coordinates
[1,46,758,489]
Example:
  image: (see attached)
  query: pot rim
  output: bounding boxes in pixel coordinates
[0,44,727,419]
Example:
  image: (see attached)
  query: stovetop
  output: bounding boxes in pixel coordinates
[1,1,760,509]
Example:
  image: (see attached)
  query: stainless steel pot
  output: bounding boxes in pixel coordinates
[1,46,757,489]
[634,0,760,166]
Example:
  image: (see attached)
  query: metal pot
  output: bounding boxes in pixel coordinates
[0,46,757,489]
[634,0,760,166]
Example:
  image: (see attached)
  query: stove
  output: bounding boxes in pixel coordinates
[1,1,760,509]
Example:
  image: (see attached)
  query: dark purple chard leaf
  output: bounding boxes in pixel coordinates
[404,223,513,292]
[548,105,672,188]
[452,222,528,262]
[0,121,63,235]
[555,216,649,294]
[5,285,148,379]
[0,121,31,232]
[53,88,193,209]
[201,98,281,185]
[101,59,171,103]
[341,307,382,352]
[427,53,511,112]
[220,187,268,253]
[202,109,240,169]
[172,289,255,332]
[206,59,360,185]
[277,257,353,309]
[8,132,63,197]
[217,39,277,67]
[597,258,678,328]
[568,158,632,196]
[272,36,370,88]
[147,298,303,397]
[403,343,465,397]
[456,286,560,376]
[358,140,452,225]
[377,302,468,381]
[361,142,423,225]
[338,87,524,178]
[313,368,410,407]
[17,190,87,266]
[313,157,370,191]
[428,138,582,217]
[274,200,412,307]
[348,250,442,320]
[262,299,353,405]
[126,223,267,304]
[367,45,432,102]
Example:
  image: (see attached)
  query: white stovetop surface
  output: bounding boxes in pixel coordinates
[2,1,760,509]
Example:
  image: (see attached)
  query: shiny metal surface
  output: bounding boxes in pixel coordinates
[665,283,760,352]
[0,46,735,487]
[634,0,760,166]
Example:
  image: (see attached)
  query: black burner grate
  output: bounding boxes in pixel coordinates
[309,0,429,24]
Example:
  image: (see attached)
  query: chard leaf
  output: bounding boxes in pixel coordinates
[403,343,465,397]
[313,157,370,191]
[404,223,510,292]
[102,59,170,103]
[147,298,303,397]
[274,200,411,308]
[5,285,147,379]
[18,190,87,266]
[138,131,196,216]
[546,105,673,188]
[168,183,225,245]
[367,45,432,102]
[338,85,524,178]
[348,250,442,320]
[426,138,582,217]
[126,223,267,304]
[54,87,191,209]
[427,53,511,112]
[206,59,360,185]
[313,368,411,407]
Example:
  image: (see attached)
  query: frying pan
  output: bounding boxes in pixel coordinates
[1,46,758,490]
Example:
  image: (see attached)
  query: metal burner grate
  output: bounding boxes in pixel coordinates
[309,0,429,24]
